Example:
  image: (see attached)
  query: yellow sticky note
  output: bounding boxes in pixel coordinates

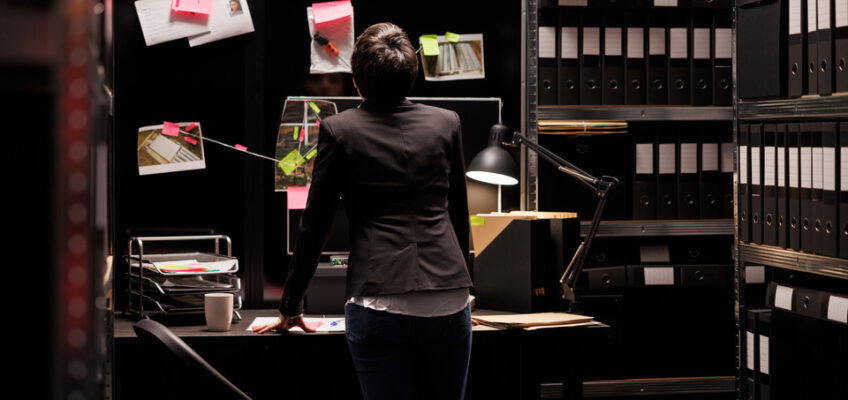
[309,101,322,115]
[305,148,318,160]
[292,125,300,140]
[470,216,485,226]
[445,31,460,43]
[421,34,439,56]
[278,149,306,175]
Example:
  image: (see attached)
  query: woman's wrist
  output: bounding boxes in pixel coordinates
[282,313,303,320]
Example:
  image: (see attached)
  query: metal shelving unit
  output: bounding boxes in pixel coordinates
[737,95,848,121]
[580,219,734,238]
[738,243,848,281]
[539,106,734,122]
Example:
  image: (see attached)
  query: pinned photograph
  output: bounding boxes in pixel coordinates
[274,98,338,191]
[227,0,243,16]
[137,122,206,175]
[419,33,485,81]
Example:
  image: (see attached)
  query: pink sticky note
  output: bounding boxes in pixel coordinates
[287,185,310,210]
[171,0,213,15]
[235,144,247,151]
[183,136,197,145]
[185,122,198,131]
[312,1,353,25]
[306,320,323,330]
[316,120,320,130]
[298,128,305,142]
[162,121,180,137]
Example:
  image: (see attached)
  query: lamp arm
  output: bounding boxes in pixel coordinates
[510,132,599,193]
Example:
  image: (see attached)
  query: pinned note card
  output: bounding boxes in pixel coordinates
[307,5,354,74]
[421,35,440,56]
[287,185,310,210]
[311,1,352,25]
[162,121,180,137]
[279,149,306,175]
[171,0,213,15]
[445,31,460,43]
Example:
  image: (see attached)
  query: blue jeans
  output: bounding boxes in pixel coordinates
[344,303,472,400]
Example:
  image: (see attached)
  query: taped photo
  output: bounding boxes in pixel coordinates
[137,122,206,175]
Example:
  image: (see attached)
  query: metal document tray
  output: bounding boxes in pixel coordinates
[128,273,241,295]
[127,251,239,276]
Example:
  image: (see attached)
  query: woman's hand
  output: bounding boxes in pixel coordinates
[252,314,317,334]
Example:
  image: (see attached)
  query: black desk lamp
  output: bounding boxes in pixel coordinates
[466,123,618,311]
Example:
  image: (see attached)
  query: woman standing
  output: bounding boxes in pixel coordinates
[253,22,474,400]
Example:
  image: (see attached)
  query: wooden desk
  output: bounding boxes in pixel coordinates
[114,309,608,400]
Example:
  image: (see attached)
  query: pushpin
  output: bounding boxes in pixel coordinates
[313,32,339,57]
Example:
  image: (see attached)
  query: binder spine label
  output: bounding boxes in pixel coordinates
[790,0,802,35]
[681,143,697,173]
[828,295,848,323]
[752,147,761,185]
[643,267,674,285]
[693,28,710,60]
[790,148,800,188]
[765,146,776,186]
[584,27,600,56]
[669,28,688,59]
[562,27,579,59]
[715,28,732,59]
[746,331,755,370]
[838,0,848,28]
[778,147,786,187]
[809,0,818,33]
[559,0,588,5]
[605,28,622,56]
[813,148,823,189]
[703,143,719,171]
[649,28,665,55]
[775,285,794,310]
[802,147,813,188]
[627,28,644,59]
[824,148,836,191]
[659,143,676,174]
[819,0,831,30]
[842,147,848,191]
[721,143,734,173]
[654,0,678,6]
[740,145,749,184]
[636,143,654,174]
[539,27,556,59]
[759,335,770,375]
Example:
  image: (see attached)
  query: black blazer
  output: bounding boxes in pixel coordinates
[280,99,473,316]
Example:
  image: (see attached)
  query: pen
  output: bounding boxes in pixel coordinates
[313,32,339,57]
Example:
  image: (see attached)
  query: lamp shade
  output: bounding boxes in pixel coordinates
[466,124,519,185]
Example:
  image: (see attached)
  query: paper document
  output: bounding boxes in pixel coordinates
[135,0,210,46]
[188,0,254,47]
[472,312,593,329]
[146,258,238,273]
[248,317,346,332]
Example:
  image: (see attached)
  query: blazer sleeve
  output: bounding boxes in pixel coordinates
[279,121,343,317]
[448,111,471,266]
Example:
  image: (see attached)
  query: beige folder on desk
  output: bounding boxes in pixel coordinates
[473,312,594,330]
[470,211,577,258]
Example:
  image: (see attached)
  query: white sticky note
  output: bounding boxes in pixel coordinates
[790,0,802,35]
[636,143,654,174]
[843,147,848,191]
[539,26,556,59]
[659,143,676,174]
[819,0,831,30]
[824,148,836,191]
[627,27,644,59]
[740,145,749,185]
[764,147,776,186]
[583,27,600,56]
[640,245,670,263]
[562,27,579,59]
[714,28,732,60]
[801,147,812,189]
[838,0,848,28]
[649,28,665,55]
[680,143,697,174]
[813,148,823,189]
[751,148,761,185]
[604,27,622,56]
[746,265,765,284]
[702,143,719,172]
[778,147,786,188]
[775,285,794,311]
[559,0,588,5]
[693,28,710,60]
[644,267,674,285]
[654,0,678,6]
[746,332,755,371]
[669,28,687,59]
[759,335,770,375]
[809,0,818,33]
[721,143,734,173]
[790,147,800,188]
[827,295,848,323]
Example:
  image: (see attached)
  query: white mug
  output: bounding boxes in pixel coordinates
[204,293,234,331]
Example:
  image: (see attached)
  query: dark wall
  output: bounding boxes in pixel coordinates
[113,0,522,308]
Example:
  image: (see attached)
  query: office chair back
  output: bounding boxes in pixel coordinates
[132,318,252,400]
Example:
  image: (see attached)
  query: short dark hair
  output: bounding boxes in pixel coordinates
[351,23,418,102]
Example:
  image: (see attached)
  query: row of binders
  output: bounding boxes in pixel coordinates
[738,122,848,258]
[538,9,732,106]
[632,129,734,220]
[737,0,848,99]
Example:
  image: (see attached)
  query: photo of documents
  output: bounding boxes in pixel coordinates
[137,122,206,175]
[274,98,338,191]
[420,34,486,81]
